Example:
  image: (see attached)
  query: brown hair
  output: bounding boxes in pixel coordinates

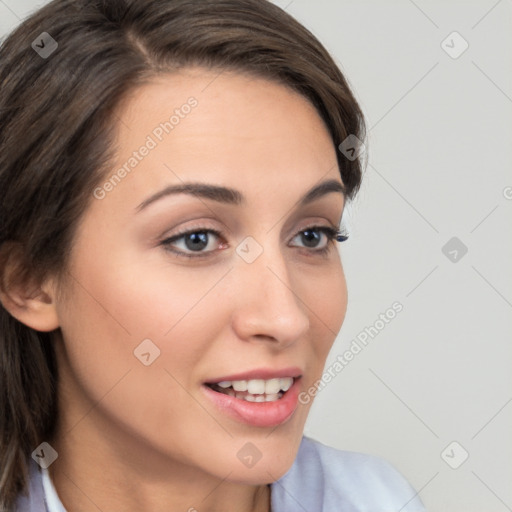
[0,0,365,508]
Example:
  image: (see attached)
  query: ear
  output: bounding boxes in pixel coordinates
[0,242,60,332]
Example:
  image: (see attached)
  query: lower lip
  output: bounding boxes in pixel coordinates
[201,378,301,428]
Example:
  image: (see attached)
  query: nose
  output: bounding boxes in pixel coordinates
[230,243,310,348]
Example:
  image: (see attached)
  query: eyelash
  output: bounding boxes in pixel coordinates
[160,224,349,260]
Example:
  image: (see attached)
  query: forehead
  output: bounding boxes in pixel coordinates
[92,68,342,217]
[114,67,335,160]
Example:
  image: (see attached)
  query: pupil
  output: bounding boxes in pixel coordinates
[302,229,320,248]
[185,232,208,251]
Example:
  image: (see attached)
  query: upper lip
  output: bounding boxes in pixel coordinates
[204,367,303,384]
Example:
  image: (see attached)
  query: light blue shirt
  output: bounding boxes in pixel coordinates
[17,436,426,511]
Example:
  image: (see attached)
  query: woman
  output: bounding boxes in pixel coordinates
[0,0,426,510]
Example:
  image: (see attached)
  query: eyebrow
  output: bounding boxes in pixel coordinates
[135,178,346,212]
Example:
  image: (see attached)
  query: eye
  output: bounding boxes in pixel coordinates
[290,225,347,254]
[161,228,224,258]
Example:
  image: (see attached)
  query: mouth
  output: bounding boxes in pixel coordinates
[201,372,303,427]
[204,376,296,403]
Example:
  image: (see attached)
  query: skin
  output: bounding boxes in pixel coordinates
[3,67,348,511]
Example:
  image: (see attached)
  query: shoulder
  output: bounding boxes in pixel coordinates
[270,436,426,512]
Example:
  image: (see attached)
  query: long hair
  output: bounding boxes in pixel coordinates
[0,0,365,508]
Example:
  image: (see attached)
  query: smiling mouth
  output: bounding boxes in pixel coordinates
[205,377,296,403]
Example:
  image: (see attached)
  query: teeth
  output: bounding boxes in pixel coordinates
[265,378,281,395]
[233,390,285,402]
[208,377,295,402]
[232,380,248,392]
[212,377,294,394]
[247,379,265,394]
[279,377,293,392]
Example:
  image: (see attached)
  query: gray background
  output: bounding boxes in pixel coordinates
[1,1,511,510]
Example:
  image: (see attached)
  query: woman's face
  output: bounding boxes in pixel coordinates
[52,67,348,484]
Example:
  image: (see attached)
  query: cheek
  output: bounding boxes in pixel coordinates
[299,260,348,383]
[54,253,233,459]
[66,240,231,335]
[58,251,233,384]
[306,260,347,340]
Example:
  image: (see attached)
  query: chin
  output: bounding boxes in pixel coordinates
[222,455,297,485]
[221,428,304,484]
